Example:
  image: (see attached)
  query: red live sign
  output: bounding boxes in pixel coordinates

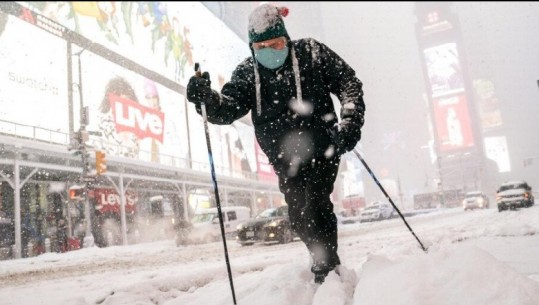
[108,93,165,143]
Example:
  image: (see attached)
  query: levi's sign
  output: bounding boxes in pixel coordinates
[109,93,165,143]
[92,188,137,214]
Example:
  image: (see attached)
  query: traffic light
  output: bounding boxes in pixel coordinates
[95,150,107,175]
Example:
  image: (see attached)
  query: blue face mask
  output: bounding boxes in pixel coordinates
[254,46,289,70]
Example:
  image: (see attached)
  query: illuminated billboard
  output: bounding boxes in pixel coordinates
[340,156,363,198]
[22,2,249,86]
[432,95,474,151]
[423,42,464,98]
[484,136,511,173]
[80,50,189,166]
[0,14,68,141]
[473,79,503,131]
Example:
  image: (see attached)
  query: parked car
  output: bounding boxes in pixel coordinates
[335,207,360,225]
[462,191,490,210]
[496,181,534,212]
[336,214,361,225]
[186,206,251,244]
[236,206,297,246]
[359,201,395,222]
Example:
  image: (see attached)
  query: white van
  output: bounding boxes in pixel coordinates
[187,206,251,244]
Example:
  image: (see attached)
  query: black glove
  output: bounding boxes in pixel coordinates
[186,71,213,104]
[335,117,362,156]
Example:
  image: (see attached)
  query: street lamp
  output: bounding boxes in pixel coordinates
[72,48,94,247]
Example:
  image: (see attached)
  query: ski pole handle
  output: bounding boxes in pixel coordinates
[194,62,205,107]
[194,62,202,78]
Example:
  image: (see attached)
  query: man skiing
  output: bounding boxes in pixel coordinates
[186,3,365,284]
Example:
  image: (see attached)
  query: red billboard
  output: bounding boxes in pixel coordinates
[433,95,474,151]
[108,93,165,143]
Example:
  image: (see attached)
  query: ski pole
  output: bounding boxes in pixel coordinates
[195,63,237,304]
[352,149,428,253]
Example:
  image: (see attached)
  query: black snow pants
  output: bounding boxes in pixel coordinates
[276,155,341,272]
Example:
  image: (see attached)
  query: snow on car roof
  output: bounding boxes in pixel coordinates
[501,180,527,186]
[466,191,482,195]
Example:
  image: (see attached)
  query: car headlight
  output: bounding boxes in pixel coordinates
[462,199,466,206]
[171,218,176,225]
[236,224,244,230]
[477,197,484,204]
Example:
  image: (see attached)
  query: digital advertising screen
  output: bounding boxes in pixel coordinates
[423,42,465,98]
[0,13,68,142]
[432,94,474,152]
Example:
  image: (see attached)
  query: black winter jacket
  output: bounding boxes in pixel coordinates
[200,38,365,173]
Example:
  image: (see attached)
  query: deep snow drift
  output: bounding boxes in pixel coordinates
[1,206,539,305]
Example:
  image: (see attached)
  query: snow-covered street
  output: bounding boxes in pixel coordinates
[2,205,539,305]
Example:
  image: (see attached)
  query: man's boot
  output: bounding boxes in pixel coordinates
[310,254,337,284]
[312,264,331,284]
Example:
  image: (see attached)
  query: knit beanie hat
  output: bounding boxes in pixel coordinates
[248,4,289,43]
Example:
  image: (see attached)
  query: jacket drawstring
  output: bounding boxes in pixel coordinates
[254,45,302,116]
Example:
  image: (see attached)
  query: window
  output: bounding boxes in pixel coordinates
[192,213,214,223]
[227,211,237,221]
[256,208,277,219]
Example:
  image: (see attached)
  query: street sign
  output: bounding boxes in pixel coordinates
[81,175,96,183]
